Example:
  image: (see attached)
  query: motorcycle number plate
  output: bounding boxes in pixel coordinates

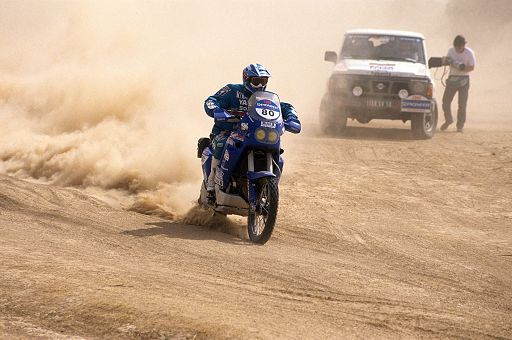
[255,100,281,120]
[255,108,281,119]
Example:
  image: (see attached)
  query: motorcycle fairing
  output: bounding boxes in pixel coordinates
[201,147,213,183]
[218,91,284,192]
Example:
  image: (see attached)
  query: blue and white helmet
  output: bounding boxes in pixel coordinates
[243,63,271,93]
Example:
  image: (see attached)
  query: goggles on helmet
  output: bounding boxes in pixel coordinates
[249,77,268,87]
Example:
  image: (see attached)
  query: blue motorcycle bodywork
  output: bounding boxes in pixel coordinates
[201,91,292,211]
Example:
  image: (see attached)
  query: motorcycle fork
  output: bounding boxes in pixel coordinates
[247,151,274,173]
[247,151,274,210]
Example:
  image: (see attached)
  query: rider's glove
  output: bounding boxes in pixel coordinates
[213,108,231,122]
[284,118,301,134]
[213,107,228,116]
[213,108,240,123]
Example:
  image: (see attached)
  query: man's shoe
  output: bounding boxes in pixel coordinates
[457,128,463,133]
[440,121,452,131]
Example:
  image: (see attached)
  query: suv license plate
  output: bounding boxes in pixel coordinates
[367,99,392,108]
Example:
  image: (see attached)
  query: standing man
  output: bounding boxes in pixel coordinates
[440,35,476,132]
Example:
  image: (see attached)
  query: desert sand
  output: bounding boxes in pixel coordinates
[1,0,512,338]
[1,123,511,339]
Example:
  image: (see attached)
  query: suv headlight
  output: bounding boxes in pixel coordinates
[409,81,428,95]
[329,76,349,91]
[352,86,363,97]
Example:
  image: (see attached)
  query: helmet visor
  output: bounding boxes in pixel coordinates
[249,77,268,88]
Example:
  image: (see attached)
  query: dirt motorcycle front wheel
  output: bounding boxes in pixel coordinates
[247,177,279,244]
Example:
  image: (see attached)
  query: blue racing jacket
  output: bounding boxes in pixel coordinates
[204,84,299,135]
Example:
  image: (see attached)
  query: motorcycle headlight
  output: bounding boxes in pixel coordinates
[267,130,279,143]
[255,128,266,142]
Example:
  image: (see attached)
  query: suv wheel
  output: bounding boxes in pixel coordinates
[319,94,347,135]
[356,117,372,124]
[411,101,438,139]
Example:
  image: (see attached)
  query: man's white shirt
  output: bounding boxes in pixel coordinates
[447,47,476,76]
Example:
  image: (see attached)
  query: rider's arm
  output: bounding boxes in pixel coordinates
[280,102,299,121]
[204,85,233,117]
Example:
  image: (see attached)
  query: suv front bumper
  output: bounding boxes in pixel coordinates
[327,75,434,120]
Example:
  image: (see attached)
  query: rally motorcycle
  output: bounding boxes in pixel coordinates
[197,91,301,244]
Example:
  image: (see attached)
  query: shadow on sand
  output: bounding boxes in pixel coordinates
[121,221,246,245]
[308,120,442,141]
[121,205,250,245]
[330,125,416,141]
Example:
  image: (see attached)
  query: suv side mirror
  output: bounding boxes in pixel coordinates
[324,51,338,63]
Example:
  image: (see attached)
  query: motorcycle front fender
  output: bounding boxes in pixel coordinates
[247,171,276,205]
[247,171,276,181]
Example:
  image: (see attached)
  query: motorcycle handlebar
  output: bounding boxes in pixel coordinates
[226,110,245,117]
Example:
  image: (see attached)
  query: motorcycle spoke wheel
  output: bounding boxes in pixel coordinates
[248,177,278,244]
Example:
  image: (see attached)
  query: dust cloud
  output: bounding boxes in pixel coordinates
[0,1,208,217]
[0,0,510,218]
[180,205,247,240]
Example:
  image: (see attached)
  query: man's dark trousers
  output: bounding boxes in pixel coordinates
[442,76,470,129]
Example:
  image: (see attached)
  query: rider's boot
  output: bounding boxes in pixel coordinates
[206,158,219,201]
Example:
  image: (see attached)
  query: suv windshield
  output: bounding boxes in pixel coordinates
[340,34,425,64]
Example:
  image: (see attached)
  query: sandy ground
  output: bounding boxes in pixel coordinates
[1,122,511,339]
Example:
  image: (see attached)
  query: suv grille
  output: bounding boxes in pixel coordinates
[330,75,427,97]
[372,81,390,93]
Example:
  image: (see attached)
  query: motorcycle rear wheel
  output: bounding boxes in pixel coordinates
[247,177,279,244]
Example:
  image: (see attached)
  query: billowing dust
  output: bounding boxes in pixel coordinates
[180,205,248,240]
[0,0,510,222]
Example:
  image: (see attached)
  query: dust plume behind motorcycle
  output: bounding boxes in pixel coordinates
[0,2,206,220]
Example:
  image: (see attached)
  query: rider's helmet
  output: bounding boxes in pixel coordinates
[243,63,271,93]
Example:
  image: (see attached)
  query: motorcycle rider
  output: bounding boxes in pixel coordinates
[204,63,300,196]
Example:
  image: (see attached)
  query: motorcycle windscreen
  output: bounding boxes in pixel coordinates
[247,91,283,123]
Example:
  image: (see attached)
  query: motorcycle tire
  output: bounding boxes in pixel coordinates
[247,177,279,244]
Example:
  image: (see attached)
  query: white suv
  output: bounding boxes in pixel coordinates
[321,29,438,139]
